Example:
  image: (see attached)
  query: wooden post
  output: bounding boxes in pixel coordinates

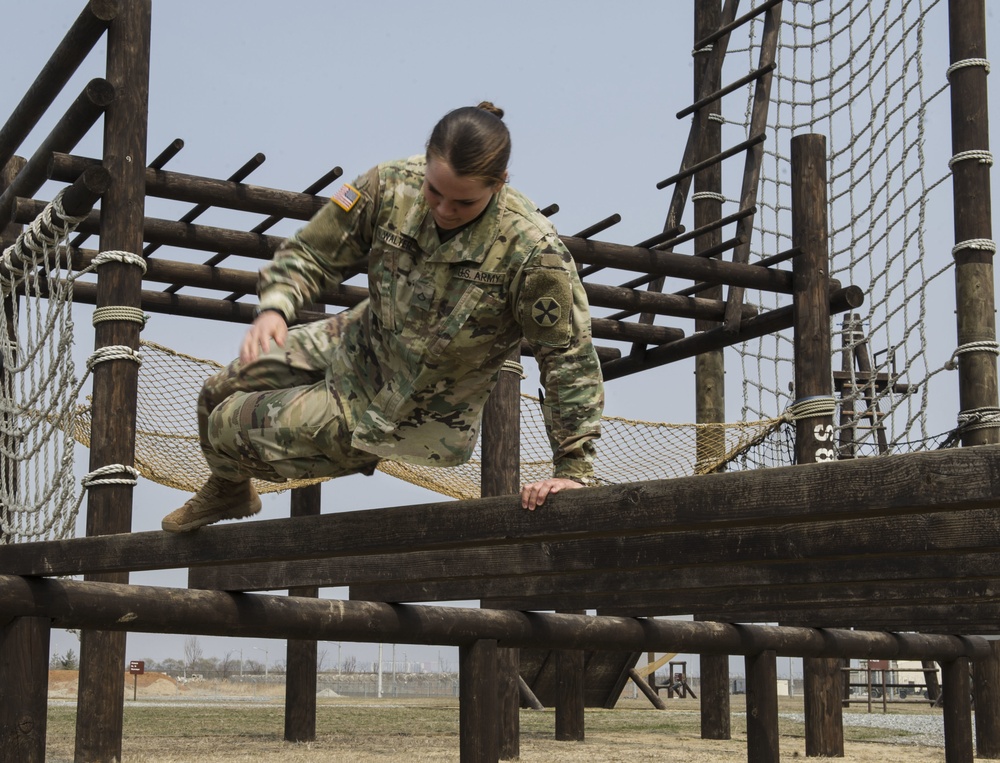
[284,484,321,743]
[692,0,732,741]
[460,639,499,763]
[75,2,149,761]
[480,350,521,760]
[555,646,585,742]
[790,133,843,757]
[0,617,50,763]
[942,657,975,763]
[803,657,844,757]
[948,0,997,450]
[975,642,1000,757]
[745,650,780,763]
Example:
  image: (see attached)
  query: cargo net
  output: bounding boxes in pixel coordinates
[728,0,989,456]
[71,340,787,501]
[0,191,145,543]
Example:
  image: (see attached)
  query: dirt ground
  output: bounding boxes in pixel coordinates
[44,671,954,762]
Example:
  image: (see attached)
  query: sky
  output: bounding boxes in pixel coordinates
[1,1,998,676]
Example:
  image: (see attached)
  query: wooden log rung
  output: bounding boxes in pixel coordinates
[676,62,778,119]
[656,133,767,190]
[692,0,784,50]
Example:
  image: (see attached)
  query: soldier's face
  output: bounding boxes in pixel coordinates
[423,158,500,230]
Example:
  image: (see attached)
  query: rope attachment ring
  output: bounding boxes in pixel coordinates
[92,306,148,327]
[501,360,526,379]
[82,464,140,489]
[946,57,991,80]
[952,239,997,258]
[784,395,837,421]
[957,407,1000,434]
[87,344,143,371]
[92,249,148,274]
[945,340,1000,370]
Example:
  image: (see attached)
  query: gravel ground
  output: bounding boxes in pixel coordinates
[783,712,949,747]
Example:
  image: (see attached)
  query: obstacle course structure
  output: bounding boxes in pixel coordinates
[0,1,997,762]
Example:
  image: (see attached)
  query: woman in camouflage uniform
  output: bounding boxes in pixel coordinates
[162,102,604,532]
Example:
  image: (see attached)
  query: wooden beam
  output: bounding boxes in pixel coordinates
[0,576,988,662]
[1,445,999,579]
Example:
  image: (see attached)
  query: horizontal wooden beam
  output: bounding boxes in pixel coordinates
[2,445,995,580]
[0,575,987,660]
[50,152,330,221]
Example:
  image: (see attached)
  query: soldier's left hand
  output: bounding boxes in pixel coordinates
[520,477,583,511]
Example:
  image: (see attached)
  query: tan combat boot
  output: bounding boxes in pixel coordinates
[161,476,262,532]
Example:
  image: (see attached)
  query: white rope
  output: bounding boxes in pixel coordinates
[952,239,997,256]
[692,44,714,56]
[89,249,148,275]
[86,345,143,370]
[785,396,837,421]
[81,464,140,488]
[946,57,990,79]
[92,306,148,327]
[945,340,1000,370]
[692,192,728,203]
[957,407,1000,432]
[500,360,526,378]
[948,150,993,168]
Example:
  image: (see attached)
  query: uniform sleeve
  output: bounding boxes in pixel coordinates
[257,166,380,320]
[513,233,604,481]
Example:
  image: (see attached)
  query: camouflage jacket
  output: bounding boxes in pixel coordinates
[257,155,604,479]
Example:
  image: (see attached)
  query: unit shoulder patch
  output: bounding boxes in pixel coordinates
[331,183,361,213]
[521,267,572,347]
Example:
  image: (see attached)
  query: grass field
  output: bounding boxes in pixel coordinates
[43,695,954,762]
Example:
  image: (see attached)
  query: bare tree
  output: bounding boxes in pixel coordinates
[183,636,203,679]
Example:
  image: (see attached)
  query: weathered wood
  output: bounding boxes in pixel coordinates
[479,352,520,760]
[628,668,667,710]
[0,0,119,172]
[0,78,114,229]
[460,640,498,763]
[562,235,793,292]
[555,647,585,741]
[284,484,321,744]
[75,4,149,761]
[942,657,975,763]
[803,657,844,757]
[51,152,329,221]
[974,641,1000,758]
[0,575,990,659]
[949,0,997,449]
[10,444,1000,579]
[745,650,780,763]
[517,675,544,710]
[12,198,283,259]
[0,617,50,763]
[600,284,863,380]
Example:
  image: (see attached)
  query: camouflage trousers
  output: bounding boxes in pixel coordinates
[198,312,382,484]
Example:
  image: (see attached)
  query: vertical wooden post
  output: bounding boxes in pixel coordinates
[691,0,732,741]
[284,484,321,743]
[790,133,843,757]
[803,657,844,757]
[0,617,50,763]
[555,644,585,742]
[745,650,780,763]
[1,162,43,763]
[480,351,521,760]
[75,2,150,761]
[942,657,975,763]
[948,0,997,449]
[974,642,1000,757]
[460,639,499,763]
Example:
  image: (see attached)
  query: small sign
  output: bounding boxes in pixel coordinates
[129,660,145,675]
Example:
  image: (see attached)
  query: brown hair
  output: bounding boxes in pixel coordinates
[426,101,511,186]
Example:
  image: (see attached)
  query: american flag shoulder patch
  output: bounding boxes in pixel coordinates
[331,183,361,212]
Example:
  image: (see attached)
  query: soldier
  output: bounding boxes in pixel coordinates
[162,102,604,532]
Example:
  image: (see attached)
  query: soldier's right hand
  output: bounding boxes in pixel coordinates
[241,310,288,364]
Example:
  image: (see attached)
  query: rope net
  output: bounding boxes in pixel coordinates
[730,0,965,461]
[73,340,785,502]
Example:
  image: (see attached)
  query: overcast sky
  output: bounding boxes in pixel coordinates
[2,2,997,672]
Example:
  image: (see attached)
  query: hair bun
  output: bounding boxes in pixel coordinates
[477,101,505,120]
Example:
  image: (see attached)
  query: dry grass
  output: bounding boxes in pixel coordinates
[43,689,953,763]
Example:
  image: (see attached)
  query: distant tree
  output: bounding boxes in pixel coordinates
[50,649,78,670]
[342,655,358,674]
[183,636,203,679]
[317,648,328,673]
